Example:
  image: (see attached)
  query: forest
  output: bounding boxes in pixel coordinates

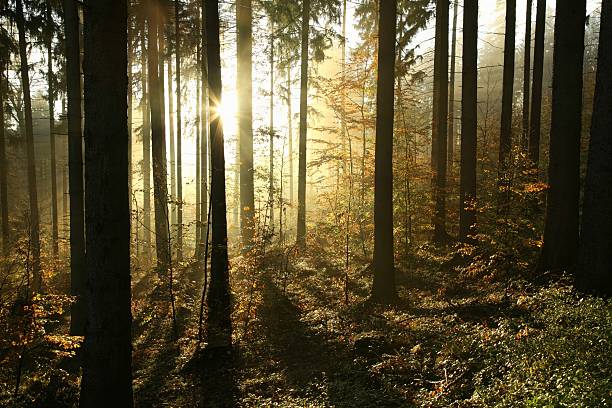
[0,0,611,406]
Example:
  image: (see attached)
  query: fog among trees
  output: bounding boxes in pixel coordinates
[0,0,610,406]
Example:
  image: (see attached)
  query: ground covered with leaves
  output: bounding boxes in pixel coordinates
[2,242,611,407]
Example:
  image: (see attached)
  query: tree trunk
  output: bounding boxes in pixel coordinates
[141,17,152,258]
[175,0,183,262]
[199,0,209,260]
[46,3,59,258]
[536,0,586,273]
[296,0,310,247]
[237,0,255,251]
[371,0,397,303]
[447,0,458,172]
[63,0,86,336]
[577,0,612,297]
[498,0,516,209]
[528,0,546,167]
[432,0,449,245]
[148,2,170,270]
[168,54,176,228]
[522,0,532,150]
[287,66,293,214]
[269,25,275,234]
[0,60,9,255]
[79,0,133,405]
[16,0,42,293]
[459,0,478,242]
[195,38,201,255]
[205,0,232,349]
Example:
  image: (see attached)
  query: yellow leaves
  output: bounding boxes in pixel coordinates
[524,182,549,194]
[410,343,422,354]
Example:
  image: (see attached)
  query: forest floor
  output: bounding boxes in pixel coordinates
[128,242,612,408]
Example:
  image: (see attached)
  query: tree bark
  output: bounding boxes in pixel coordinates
[447,0,458,172]
[141,16,152,258]
[148,1,170,270]
[528,0,546,167]
[269,24,275,233]
[522,0,532,150]
[577,0,612,297]
[0,60,9,255]
[371,0,397,303]
[79,0,133,405]
[498,0,516,209]
[459,0,478,242]
[237,0,255,251]
[175,0,183,261]
[16,0,42,292]
[296,0,310,247]
[432,0,449,244]
[63,0,86,336]
[168,53,176,228]
[199,0,209,260]
[205,0,232,349]
[46,3,59,258]
[536,0,586,273]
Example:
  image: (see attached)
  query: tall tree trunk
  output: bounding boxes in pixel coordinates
[0,60,9,255]
[528,0,546,167]
[269,25,275,234]
[498,0,516,209]
[175,0,183,261]
[79,0,133,405]
[447,0,458,172]
[536,0,586,273]
[296,0,310,247]
[63,0,86,336]
[46,3,59,258]
[168,56,176,227]
[205,0,232,349]
[141,18,152,258]
[195,37,201,255]
[371,0,397,303]
[287,66,293,216]
[199,0,209,260]
[148,1,170,270]
[237,0,255,251]
[432,0,449,245]
[16,0,42,293]
[459,0,478,242]
[522,0,532,150]
[577,0,612,297]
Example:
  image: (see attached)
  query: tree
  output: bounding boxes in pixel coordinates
[15,0,42,292]
[459,0,478,242]
[237,0,255,250]
[175,0,183,261]
[528,0,546,167]
[536,0,586,273]
[79,0,133,405]
[498,0,515,209]
[296,0,311,247]
[148,0,171,270]
[447,0,458,171]
[63,0,86,336]
[522,0,532,149]
[205,0,232,349]
[0,41,9,255]
[371,0,397,303]
[141,11,152,258]
[45,2,59,257]
[198,0,209,260]
[432,0,449,244]
[576,0,612,297]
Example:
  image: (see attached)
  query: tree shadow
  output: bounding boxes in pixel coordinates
[254,275,411,407]
[196,346,239,408]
